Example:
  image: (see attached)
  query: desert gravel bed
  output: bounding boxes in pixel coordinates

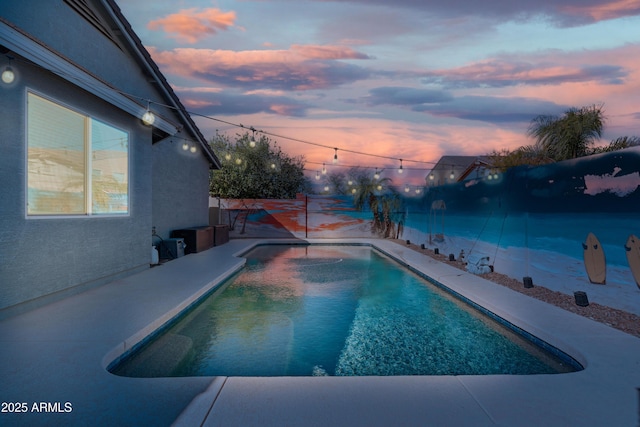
[399,241,640,339]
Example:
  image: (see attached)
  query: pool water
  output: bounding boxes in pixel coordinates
[111,245,579,377]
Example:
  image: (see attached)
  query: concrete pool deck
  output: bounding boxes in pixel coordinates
[1,238,639,426]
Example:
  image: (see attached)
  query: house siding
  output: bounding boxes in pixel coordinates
[0,0,215,316]
[0,60,152,313]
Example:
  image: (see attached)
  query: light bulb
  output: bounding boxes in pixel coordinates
[142,110,155,126]
[332,148,338,164]
[322,163,327,174]
[225,153,231,160]
[1,66,15,84]
[249,137,256,148]
[190,145,197,153]
[404,184,410,193]
[182,142,189,151]
[351,188,357,194]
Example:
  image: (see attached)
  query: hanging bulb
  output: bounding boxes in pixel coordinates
[190,145,197,153]
[249,128,257,147]
[398,159,403,174]
[322,163,327,174]
[332,148,338,164]
[493,171,499,180]
[404,184,410,193]
[315,171,320,180]
[235,157,242,165]
[374,168,380,180]
[429,173,434,181]
[351,188,357,194]
[347,180,353,186]
[141,100,155,126]
[225,153,232,161]
[376,184,382,191]
[449,169,455,180]
[324,185,329,192]
[415,188,422,194]
[270,162,277,170]
[1,66,15,84]
[182,142,189,151]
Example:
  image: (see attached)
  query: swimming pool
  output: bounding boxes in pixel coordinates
[111,244,581,377]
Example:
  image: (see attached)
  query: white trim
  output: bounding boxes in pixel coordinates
[0,19,178,135]
[25,89,131,219]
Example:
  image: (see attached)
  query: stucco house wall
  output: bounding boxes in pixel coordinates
[0,0,218,316]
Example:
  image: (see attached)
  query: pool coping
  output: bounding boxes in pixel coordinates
[1,238,639,426]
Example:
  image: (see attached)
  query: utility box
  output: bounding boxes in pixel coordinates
[159,238,185,260]
[213,225,229,246]
[171,226,214,254]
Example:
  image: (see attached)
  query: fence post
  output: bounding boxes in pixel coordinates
[305,194,308,238]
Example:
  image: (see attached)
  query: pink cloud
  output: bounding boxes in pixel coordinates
[147,8,236,43]
[147,45,371,90]
[560,0,640,22]
[290,44,371,60]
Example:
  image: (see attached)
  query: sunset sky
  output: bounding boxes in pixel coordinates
[116,0,640,184]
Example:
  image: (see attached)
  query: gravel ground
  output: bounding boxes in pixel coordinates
[399,241,640,338]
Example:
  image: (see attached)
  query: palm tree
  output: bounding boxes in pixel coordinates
[349,167,404,238]
[527,104,605,161]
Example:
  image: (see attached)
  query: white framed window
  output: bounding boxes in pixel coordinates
[27,91,129,216]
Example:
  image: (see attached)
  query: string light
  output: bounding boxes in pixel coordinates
[322,163,327,175]
[315,171,320,180]
[333,148,338,164]
[249,127,257,148]
[1,66,15,84]
[404,184,410,193]
[374,168,380,180]
[141,100,155,126]
[182,142,189,151]
[12,54,459,173]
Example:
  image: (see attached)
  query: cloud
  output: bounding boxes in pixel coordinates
[559,0,640,22]
[308,0,640,25]
[148,45,372,91]
[364,87,453,106]
[421,60,628,89]
[147,8,236,43]
[178,90,312,117]
[414,96,568,124]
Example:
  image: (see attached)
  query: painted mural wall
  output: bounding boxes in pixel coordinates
[214,146,640,315]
